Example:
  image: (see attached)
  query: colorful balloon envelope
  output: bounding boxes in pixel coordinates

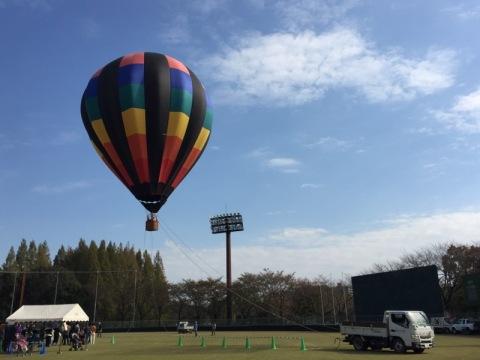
[80,52,212,230]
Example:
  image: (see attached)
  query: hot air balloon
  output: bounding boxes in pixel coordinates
[80,52,212,231]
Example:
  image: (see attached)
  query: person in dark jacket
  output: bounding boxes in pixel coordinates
[97,322,103,338]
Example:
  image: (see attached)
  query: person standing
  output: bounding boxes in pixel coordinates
[194,321,198,337]
[83,323,91,346]
[211,322,216,336]
[90,323,96,345]
[97,322,102,338]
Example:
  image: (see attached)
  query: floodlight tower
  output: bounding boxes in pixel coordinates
[210,213,244,323]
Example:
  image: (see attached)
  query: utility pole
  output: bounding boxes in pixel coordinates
[331,278,337,324]
[319,284,325,325]
[342,273,349,322]
[54,272,60,304]
[131,270,137,328]
[93,271,99,322]
[10,272,18,314]
[19,272,27,307]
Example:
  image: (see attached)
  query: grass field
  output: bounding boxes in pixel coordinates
[2,331,479,359]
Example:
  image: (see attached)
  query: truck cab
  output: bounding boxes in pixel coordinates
[385,311,434,352]
[341,310,435,353]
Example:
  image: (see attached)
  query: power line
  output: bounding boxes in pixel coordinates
[0,269,137,274]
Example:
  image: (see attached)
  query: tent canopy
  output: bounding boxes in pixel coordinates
[6,304,89,324]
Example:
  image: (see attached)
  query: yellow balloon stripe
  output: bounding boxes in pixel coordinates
[91,119,111,144]
[166,112,189,139]
[122,108,146,136]
[193,128,210,151]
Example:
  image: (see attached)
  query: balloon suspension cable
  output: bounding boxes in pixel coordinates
[159,217,326,333]
[145,212,159,232]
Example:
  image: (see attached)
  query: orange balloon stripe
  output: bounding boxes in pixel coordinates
[158,136,183,183]
[103,142,134,186]
[126,134,149,183]
[92,67,103,78]
[165,55,189,75]
[171,147,201,188]
[120,52,144,67]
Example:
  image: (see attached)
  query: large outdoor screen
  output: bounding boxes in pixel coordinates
[352,265,444,321]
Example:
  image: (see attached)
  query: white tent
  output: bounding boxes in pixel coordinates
[6,304,89,324]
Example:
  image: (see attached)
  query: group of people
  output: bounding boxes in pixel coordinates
[0,321,103,353]
[193,321,217,336]
[60,321,102,350]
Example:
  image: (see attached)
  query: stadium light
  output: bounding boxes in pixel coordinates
[210,213,244,323]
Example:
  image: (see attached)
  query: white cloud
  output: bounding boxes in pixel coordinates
[191,0,229,14]
[442,5,480,20]
[266,157,301,173]
[206,28,456,106]
[449,136,480,152]
[158,15,190,44]
[452,89,480,112]
[247,148,300,173]
[408,127,441,136]
[51,131,81,146]
[267,158,299,167]
[268,227,328,243]
[273,0,360,30]
[247,147,271,158]
[433,88,480,133]
[300,183,322,189]
[305,136,353,151]
[160,211,480,281]
[32,181,92,194]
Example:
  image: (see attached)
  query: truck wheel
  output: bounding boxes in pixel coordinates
[452,328,457,334]
[414,348,425,354]
[352,336,366,351]
[392,338,406,353]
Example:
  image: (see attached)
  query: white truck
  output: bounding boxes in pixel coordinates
[450,319,475,334]
[177,321,194,333]
[430,317,452,333]
[340,310,435,353]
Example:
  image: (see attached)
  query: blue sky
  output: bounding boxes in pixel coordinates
[1,0,480,281]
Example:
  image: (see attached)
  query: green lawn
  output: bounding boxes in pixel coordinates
[2,331,479,359]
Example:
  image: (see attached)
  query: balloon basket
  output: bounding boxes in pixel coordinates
[146,214,159,231]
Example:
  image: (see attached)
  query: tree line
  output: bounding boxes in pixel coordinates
[0,239,168,324]
[0,239,351,325]
[0,240,478,326]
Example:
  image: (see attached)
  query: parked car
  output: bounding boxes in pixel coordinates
[177,321,194,334]
[450,319,475,334]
